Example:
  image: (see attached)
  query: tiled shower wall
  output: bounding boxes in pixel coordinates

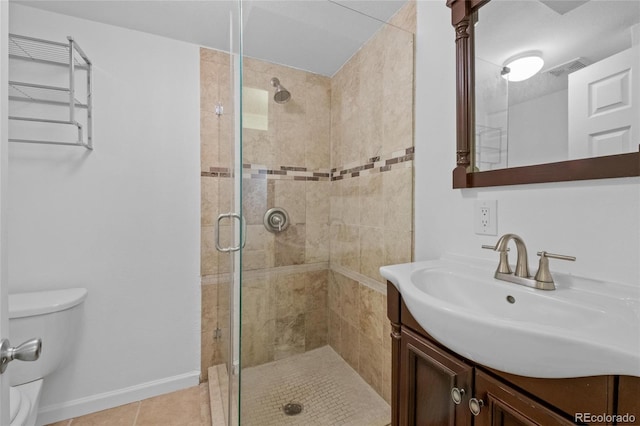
[200,2,416,402]
[328,2,415,404]
[240,59,332,368]
[200,52,332,378]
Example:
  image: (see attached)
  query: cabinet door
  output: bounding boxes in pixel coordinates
[473,370,574,426]
[399,328,473,426]
[618,376,640,421]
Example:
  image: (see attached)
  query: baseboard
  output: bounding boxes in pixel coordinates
[36,370,201,425]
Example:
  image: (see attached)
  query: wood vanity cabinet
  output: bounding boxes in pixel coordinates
[399,327,473,426]
[387,282,635,426]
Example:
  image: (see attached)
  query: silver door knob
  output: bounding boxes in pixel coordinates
[0,338,42,374]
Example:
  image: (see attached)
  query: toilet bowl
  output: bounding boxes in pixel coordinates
[8,288,88,426]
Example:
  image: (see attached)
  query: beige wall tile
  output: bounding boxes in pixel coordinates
[383,167,413,232]
[243,128,274,166]
[201,226,217,276]
[200,59,219,115]
[328,308,342,355]
[201,177,217,227]
[359,285,385,343]
[359,334,383,395]
[201,330,216,381]
[274,313,306,360]
[273,180,306,225]
[201,283,218,335]
[339,225,361,271]
[242,277,274,325]
[329,180,344,224]
[339,273,360,326]
[201,112,219,171]
[306,181,330,224]
[276,121,307,166]
[201,47,230,66]
[340,319,360,371]
[327,270,342,314]
[360,227,385,282]
[305,270,328,312]
[305,223,329,263]
[342,177,360,226]
[241,319,275,368]
[274,272,306,318]
[242,178,268,225]
[305,307,328,351]
[274,224,306,266]
[217,115,234,168]
[384,229,413,266]
[360,173,383,228]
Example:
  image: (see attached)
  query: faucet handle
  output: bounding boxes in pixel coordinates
[534,251,576,288]
[536,251,576,262]
[482,245,512,274]
[481,245,510,251]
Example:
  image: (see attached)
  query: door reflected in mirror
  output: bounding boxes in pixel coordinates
[474,0,640,172]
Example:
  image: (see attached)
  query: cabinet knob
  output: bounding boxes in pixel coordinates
[451,387,465,405]
[469,398,484,416]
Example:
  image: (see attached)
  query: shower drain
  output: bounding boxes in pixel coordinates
[283,402,303,416]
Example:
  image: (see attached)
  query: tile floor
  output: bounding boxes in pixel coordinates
[47,345,389,426]
[46,383,212,426]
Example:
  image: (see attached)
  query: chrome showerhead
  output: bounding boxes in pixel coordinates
[270,77,291,104]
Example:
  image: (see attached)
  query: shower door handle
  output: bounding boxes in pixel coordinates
[215,212,246,252]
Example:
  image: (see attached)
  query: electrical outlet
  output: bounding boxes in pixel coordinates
[475,200,497,235]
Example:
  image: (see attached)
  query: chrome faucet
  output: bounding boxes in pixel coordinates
[483,233,575,290]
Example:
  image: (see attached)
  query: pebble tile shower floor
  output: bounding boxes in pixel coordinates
[238,346,390,426]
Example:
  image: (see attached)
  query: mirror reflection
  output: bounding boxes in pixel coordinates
[474,0,640,172]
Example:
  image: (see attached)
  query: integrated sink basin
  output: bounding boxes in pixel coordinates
[380,257,640,378]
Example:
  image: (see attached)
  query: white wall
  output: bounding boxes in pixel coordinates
[508,89,568,167]
[8,5,200,422]
[415,1,640,287]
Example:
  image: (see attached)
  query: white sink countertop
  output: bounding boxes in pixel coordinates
[380,255,640,378]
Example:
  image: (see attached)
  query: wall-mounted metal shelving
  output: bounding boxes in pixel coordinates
[8,33,93,149]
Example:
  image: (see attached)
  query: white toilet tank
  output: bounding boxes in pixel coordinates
[8,288,87,386]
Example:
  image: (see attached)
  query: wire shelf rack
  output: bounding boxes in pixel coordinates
[8,33,93,149]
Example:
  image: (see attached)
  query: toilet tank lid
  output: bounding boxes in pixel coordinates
[9,288,88,318]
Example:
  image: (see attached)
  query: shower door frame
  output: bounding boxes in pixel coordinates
[0,2,10,423]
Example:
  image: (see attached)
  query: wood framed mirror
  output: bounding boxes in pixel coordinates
[447,0,640,188]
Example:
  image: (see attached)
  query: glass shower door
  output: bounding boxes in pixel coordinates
[210,1,242,424]
[237,1,415,425]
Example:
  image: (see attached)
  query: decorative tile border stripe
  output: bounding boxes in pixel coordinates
[241,164,332,181]
[201,166,232,178]
[332,147,414,181]
[201,146,414,181]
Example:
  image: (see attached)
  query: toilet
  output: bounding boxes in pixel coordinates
[8,288,88,426]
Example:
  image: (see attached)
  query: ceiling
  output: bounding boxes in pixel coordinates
[475,0,640,106]
[13,0,408,76]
